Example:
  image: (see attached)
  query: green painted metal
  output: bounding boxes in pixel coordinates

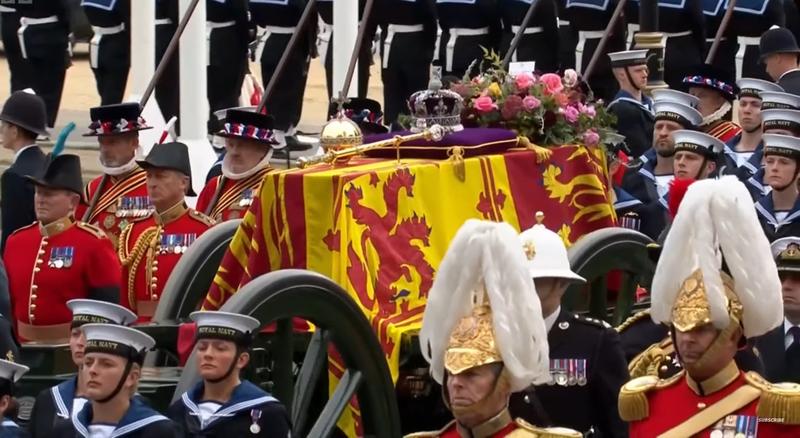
[172,270,402,438]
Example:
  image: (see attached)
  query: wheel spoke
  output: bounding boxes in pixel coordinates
[589,276,609,320]
[307,369,363,438]
[292,329,330,434]
[613,272,638,325]
[272,318,295,407]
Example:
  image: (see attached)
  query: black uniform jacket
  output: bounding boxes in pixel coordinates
[755,324,800,384]
[1,145,46,251]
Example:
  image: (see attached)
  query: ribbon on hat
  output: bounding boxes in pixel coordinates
[683,75,736,97]
[223,122,277,144]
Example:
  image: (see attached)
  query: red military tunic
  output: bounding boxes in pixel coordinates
[405,412,581,437]
[625,362,800,437]
[705,120,742,144]
[75,168,150,249]
[3,217,122,343]
[118,203,214,323]
[195,166,273,222]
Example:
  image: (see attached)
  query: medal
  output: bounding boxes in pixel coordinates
[567,359,576,386]
[54,259,64,269]
[710,431,723,438]
[104,215,116,229]
[64,247,74,268]
[555,360,568,386]
[577,359,587,386]
[249,409,262,434]
[547,360,556,385]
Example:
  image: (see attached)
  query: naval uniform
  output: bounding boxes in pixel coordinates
[155,0,180,126]
[75,168,150,250]
[730,0,785,81]
[118,204,214,323]
[509,309,629,438]
[619,152,671,240]
[499,0,560,73]
[82,0,131,105]
[786,0,800,44]
[207,0,250,117]
[14,0,71,128]
[715,134,763,182]
[435,0,501,78]
[196,166,273,222]
[608,90,655,158]
[561,0,625,102]
[250,0,314,132]
[376,0,437,128]
[54,397,180,438]
[755,194,800,242]
[3,218,121,343]
[28,377,88,438]
[613,186,663,237]
[167,380,291,438]
[317,0,374,99]
[755,321,800,384]
[0,5,31,92]
[702,0,736,83]
[647,0,706,89]
[0,418,26,438]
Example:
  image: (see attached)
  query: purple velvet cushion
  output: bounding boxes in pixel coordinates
[361,128,520,159]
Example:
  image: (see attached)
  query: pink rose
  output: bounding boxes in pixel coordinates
[583,130,600,146]
[554,92,569,107]
[515,72,536,91]
[563,69,579,88]
[540,73,564,95]
[580,103,596,118]
[522,95,541,110]
[502,95,524,119]
[563,105,580,123]
[474,95,498,113]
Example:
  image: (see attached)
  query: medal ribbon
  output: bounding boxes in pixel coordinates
[87,169,147,223]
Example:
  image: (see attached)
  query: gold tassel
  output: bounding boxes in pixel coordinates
[447,146,466,182]
[517,136,552,163]
[748,372,800,425]
[618,376,659,422]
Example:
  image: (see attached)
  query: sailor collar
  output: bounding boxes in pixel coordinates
[722,133,763,174]
[73,397,169,438]
[181,380,278,429]
[755,193,800,229]
[1,417,20,429]
[609,89,655,115]
[614,186,643,210]
[747,168,769,197]
[52,376,82,419]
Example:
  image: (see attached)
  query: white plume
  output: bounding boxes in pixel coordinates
[419,219,551,391]
[651,177,782,337]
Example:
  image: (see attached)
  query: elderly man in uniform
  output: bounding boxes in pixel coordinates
[619,177,800,437]
[717,79,782,180]
[760,27,800,94]
[683,64,741,142]
[77,103,152,248]
[28,299,136,438]
[54,324,180,437]
[196,109,279,222]
[0,91,49,250]
[607,50,654,158]
[0,358,28,436]
[755,134,800,241]
[755,237,800,384]
[119,142,214,323]
[409,220,581,438]
[4,155,122,344]
[509,215,629,437]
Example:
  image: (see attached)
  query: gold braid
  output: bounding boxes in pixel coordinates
[119,226,159,312]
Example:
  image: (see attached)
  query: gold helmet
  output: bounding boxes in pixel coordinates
[419,219,551,392]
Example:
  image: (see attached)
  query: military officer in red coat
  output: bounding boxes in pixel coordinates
[118,142,214,323]
[408,221,581,438]
[196,109,278,222]
[76,103,152,249]
[3,155,121,344]
[619,177,800,437]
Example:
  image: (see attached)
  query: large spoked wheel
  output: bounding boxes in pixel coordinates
[564,227,655,325]
[173,270,402,438]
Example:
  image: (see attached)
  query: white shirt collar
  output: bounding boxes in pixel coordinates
[779,68,800,81]
[544,306,561,333]
[784,318,799,350]
[12,144,37,163]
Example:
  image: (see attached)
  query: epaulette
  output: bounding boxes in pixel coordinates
[188,209,215,227]
[75,222,107,239]
[616,310,650,333]
[404,421,453,437]
[618,372,683,422]
[628,337,676,379]
[509,419,582,437]
[746,371,800,425]
[11,221,38,236]
[573,313,612,329]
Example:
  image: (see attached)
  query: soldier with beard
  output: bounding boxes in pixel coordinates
[717,78,783,179]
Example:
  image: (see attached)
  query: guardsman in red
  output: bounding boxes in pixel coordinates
[76,103,152,248]
[119,142,214,323]
[620,177,800,437]
[196,109,277,222]
[408,220,581,438]
[3,155,121,344]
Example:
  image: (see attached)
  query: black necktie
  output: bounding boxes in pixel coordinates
[786,326,800,383]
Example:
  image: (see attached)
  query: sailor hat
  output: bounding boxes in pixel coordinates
[760,91,800,110]
[651,89,700,108]
[654,101,703,128]
[0,359,28,383]
[736,78,784,99]
[67,299,137,327]
[191,311,260,345]
[763,133,800,158]
[762,109,800,134]
[608,50,649,68]
[82,324,155,363]
[672,129,725,157]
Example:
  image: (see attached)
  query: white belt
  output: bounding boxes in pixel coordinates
[383,23,425,68]
[557,19,570,27]
[736,36,762,81]
[576,30,604,74]
[706,36,727,42]
[155,18,173,26]
[0,5,15,13]
[666,30,692,38]
[317,22,333,69]
[509,26,544,62]
[90,23,126,69]
[17,15,59,60]
[445,27,490,72]
[255,25,297,61]
[206,20,236,66]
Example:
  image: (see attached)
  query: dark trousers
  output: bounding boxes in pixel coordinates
[663,35,702,89]
[1,13,31,92]
[19,23,69,128]
[558,26,578,71]
[501,32,559,73]
[91,32,130,105]
[437,32,494,78]
[741,44,770,80]
[381,31,432,128]
[260,32,309,131]
[323,32,371,99]
[208,27,247,121]
[581,35,624,102]
[703,39,736,86]
[155,24,180,127]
